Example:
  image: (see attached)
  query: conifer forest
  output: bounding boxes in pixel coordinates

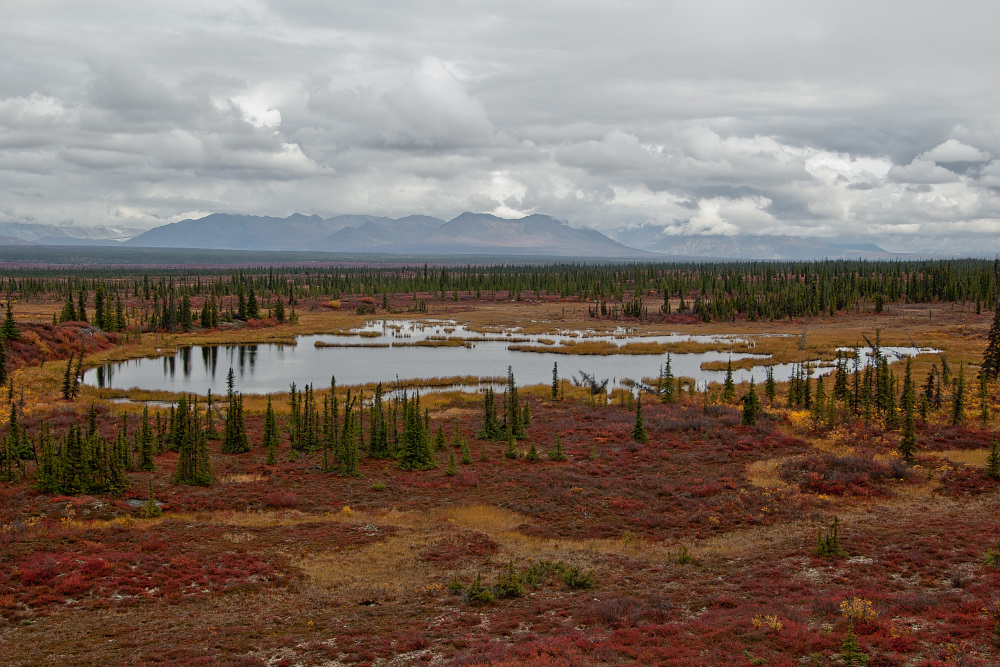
[2,256,1000,665]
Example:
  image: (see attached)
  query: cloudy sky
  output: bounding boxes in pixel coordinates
[2,1,1000,253]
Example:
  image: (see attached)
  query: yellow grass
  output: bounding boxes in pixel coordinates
[745,459,791,489]
[296,532,441,600]
[932,449,990,467]
[217,473,268,484]
[444,505,526,533]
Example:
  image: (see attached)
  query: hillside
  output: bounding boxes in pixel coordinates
[126,212,655,258]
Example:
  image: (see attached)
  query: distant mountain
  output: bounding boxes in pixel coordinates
[126,212,655,258]
[19,212,929,259]
[0,222,142,245]
[125,213,343,250]
[315,215,446,252]
[408,213,648,257]
[612,227,890,260]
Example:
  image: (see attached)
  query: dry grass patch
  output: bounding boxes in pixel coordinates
[444,505,527,533]
[295,531,441,601]
[217,473,268,484]
[931,449,991,467]
[746,458,792,489]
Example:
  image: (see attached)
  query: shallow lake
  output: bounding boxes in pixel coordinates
[84,320,936,396]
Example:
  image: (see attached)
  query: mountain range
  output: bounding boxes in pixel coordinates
[0,221,145,246]
[0,212,930,260]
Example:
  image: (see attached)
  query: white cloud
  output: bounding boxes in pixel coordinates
[887,158,960,184]
[922,139,991,163]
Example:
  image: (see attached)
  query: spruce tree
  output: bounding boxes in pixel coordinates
[548,435,567,461]
[503,436,519,459]
[115,296,126,331]
[71,352,83,398]
[78,289,87,322]
[200,298,212,328]
[0,339,7,389]
[631,397,649,443]
[434,423,447,451]
[477,387,503,439]
[62,352,73,401]
[986,434,1000,480]
[551,362,559,400]
[501,367,525,439]
[982,305,1000,380]
[338,397,360,476]
[368,383,389,458]
[764,366,776,404]
[60,295,76,323]
[445,450,457,476]
[247,284,260,319]
[137,406,155,471]
[899,358,917,462]
[659,355,675,403]
[172,396,213,485]
[1,299,19,341]
[222,392,250,453]
[742,377,761,426]
[952,363,966,425]
[263,396,279,464]
[205,389,217,438]
[525,442,540,461]
[93,285,106,329]
[721,360,736,403]
[236,284,247,320]
[35,422,58,491]
[811,376,826,427]
[399,393,435,470]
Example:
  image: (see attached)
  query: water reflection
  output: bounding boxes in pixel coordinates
[84,320,938,397]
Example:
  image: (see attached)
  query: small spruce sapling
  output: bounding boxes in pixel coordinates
[631,396,649,443]
[139,481,162,518]
[493,561,524,599]
[525,442,540,461]
[548,435,567,461]
[504,436,518,459]
[466,573,496,605]
[812,516,848,559]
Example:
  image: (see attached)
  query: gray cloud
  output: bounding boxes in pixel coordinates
[2,1,1000,252]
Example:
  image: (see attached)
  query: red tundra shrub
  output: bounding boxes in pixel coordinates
[264,491,298,508]
[20,553,60,585]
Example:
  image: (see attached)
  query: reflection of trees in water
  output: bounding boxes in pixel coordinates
[163,354,176,378]
[96,365,111,388]
[202,346,219,378]
[180,346,191,378]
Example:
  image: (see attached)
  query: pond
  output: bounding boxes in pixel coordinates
[84,320,937,396]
